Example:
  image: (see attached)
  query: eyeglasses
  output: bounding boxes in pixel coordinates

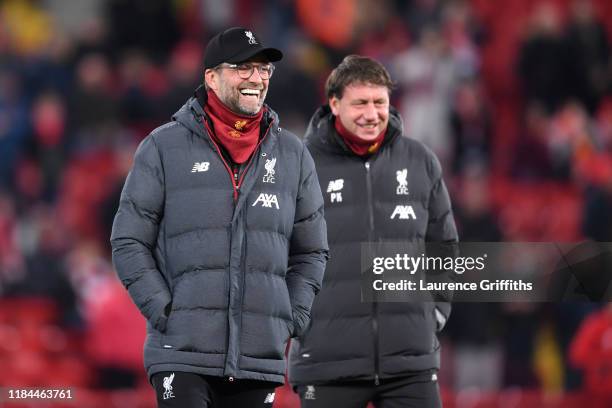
[220,63,275,80]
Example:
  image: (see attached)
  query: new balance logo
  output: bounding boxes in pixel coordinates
[191,162,210,172]
[252,193,279,209]
[390,205,417,220]
[327,179,344,203]
[263,392,275,404]
[327,179,344,192]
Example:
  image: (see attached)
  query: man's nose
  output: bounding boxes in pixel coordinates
[363,102,377,120]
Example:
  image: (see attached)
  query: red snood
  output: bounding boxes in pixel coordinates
[204,90,263,163]
[334,116,385,156]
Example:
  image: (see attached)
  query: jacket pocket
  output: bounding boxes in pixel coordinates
[158,306,191,351]
[159,309,195,351]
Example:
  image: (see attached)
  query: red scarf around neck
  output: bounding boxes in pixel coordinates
[204,90,264,164]
[334,116,386,156]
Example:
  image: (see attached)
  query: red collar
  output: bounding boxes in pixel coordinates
[334,116,385,156]
[204,90,264,163]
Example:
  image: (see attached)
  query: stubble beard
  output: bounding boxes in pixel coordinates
[218,86,267,116]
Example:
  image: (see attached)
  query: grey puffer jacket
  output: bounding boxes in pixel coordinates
[111,91,328,384]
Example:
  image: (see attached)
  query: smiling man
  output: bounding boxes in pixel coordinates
[111,27,328,408]
[289,55,458,408]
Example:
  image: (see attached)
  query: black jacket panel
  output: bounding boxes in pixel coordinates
[288,106,458,385]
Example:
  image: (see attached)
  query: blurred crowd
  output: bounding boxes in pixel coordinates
[1,0,612,404]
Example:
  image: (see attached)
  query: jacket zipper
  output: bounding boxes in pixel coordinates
[202,118,273,201]
[228,123,274,379]
[235,123,274,195]
[202,115,275,379]
[364,161,380,386]
[203,119,240,201]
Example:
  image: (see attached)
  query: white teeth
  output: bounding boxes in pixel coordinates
[240,89,260,96]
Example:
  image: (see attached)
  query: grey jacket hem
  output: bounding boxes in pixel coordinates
[147,363,285,385]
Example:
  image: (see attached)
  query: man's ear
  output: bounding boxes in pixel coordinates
[329,96,340,116]
[204,69,218,91]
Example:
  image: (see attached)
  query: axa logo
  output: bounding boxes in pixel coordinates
[327,178,344,203]
[263,157,276,183]
[162,373,175,400]
[191,162,210,173]
[390,205,417,220]
[396,168,409,195]
[252,193,279,209]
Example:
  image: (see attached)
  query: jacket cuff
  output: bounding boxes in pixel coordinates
[434,307,447,332]
[434,301,451,332]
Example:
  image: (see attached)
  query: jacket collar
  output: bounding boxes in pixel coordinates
[304,104,404,157]
[172,85,281,149]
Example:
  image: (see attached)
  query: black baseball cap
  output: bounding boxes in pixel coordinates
[204,27,283,69]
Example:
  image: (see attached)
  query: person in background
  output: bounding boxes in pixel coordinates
[570,303,612,407]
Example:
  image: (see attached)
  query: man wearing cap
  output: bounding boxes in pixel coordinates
[111,27,328,407]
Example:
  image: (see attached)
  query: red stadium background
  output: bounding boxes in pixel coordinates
[1,0,612,406]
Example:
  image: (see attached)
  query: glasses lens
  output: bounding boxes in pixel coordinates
[229,64,274,79]
[237,65,253,79]
[259,65,274,79]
